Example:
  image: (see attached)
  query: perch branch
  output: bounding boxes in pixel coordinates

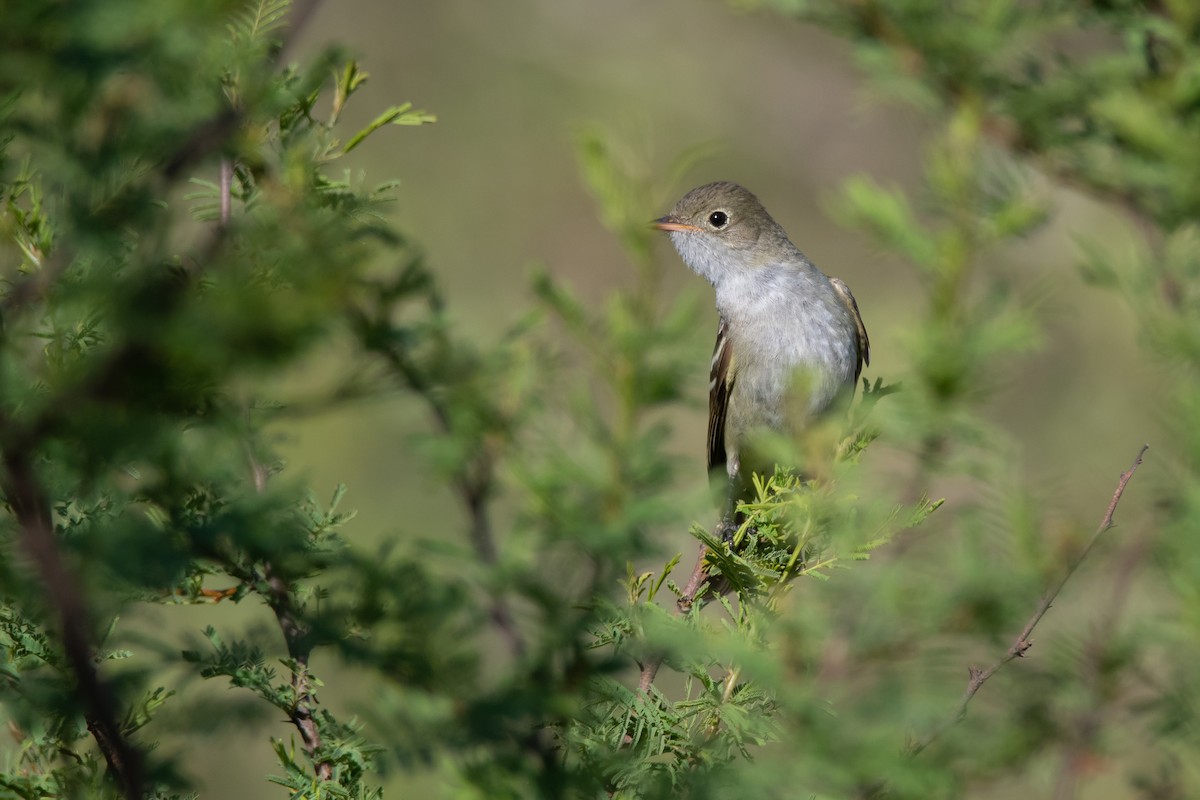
[637,538,717,693]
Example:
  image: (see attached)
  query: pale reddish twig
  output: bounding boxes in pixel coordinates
[910,444,1149,755]
[637,539,715,693]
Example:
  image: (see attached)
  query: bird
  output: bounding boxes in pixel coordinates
[653,181,869,503]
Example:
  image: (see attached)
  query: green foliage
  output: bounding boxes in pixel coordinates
[0,0,426,795]
[1,0,1192,799]
[731,0,1200,797]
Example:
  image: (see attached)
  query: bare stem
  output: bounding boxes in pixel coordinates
[910,444,1149,755]
[1050,496,1155,798]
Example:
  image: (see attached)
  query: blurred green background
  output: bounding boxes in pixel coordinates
[138,1,1160,795]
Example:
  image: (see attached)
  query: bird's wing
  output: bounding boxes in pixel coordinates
[708,316,734,474]
[828,276,870,383]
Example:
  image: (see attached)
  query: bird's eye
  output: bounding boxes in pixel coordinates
[708,210,729,228]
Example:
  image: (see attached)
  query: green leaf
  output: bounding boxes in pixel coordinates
[343,103,437,153]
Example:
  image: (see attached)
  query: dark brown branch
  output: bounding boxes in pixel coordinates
[910,444,1149,755]
[241,441,332,782]
[0,49,248,794]
[1,450,145,799]
[461,476,526,659]
[262,561,332,782]
[0,237,227,794]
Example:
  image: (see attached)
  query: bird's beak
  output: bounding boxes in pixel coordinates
[652,215,701,233]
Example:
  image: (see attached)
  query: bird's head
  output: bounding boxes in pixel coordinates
[652,181,791,285]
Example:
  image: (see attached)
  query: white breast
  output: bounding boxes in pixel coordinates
[717,265,858,429]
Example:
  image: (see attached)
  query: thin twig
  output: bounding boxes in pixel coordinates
[218,159,233,229]
[274,0,323,63]
[461,476,526,658]
[367,337,526,659]
[1049,504,1155,799]
[1,450,145,799]
[637,539,715,693]
[910,443,1149,755]
[227,5,332,775]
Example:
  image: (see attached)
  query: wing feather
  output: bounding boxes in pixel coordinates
[828,276,870,383]
[707,317,734,474]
